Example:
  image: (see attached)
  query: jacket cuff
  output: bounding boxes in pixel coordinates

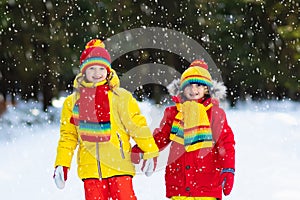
[221,168,235,175]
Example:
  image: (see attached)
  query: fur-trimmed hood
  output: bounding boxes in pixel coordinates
[166,78,227,101]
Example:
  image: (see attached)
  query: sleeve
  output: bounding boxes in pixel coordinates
[131,106,176,154]
[54,95,78,168]
[153,106,176,150]
[212,107,235,170]
[118,91,159,160]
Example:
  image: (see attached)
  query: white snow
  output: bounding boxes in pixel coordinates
[1,99,300,200]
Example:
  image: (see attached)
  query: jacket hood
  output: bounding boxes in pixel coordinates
[73,68,120,89]
[167,78,227,102]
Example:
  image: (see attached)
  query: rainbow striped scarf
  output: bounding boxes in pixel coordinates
[170,100,213,152]
[71,83,111,142]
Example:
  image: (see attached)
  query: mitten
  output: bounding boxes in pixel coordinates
[220,168,235,196]
[53,166,68,189]
[131,145,143,164]
[141,157,157,177]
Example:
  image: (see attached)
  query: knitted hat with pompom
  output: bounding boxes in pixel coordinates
[180,59,212,90]
[79,39,111,74]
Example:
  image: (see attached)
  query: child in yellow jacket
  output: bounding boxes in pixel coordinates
[53,39,159,200]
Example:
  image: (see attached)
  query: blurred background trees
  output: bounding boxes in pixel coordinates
[0,0,299,111]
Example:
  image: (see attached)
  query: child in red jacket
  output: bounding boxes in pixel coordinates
[133,59,235,200]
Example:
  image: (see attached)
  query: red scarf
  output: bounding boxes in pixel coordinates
[71,85,111,142]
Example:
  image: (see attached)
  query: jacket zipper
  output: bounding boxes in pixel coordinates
[117,132,125,159]
[96,142,102,180]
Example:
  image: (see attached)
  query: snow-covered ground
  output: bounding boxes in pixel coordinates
[1,99,300,200]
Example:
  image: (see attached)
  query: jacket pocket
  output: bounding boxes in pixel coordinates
[165,163,184,187]
[117,132,125,159]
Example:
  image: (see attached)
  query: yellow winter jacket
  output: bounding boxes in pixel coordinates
[54,71,159,179]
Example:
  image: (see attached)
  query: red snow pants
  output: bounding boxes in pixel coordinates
[83,176,137,200]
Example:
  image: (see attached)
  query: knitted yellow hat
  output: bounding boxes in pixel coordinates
[180,59,212,90]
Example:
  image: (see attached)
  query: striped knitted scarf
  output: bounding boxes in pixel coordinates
[170,98,213,152]
[70,80,111,142]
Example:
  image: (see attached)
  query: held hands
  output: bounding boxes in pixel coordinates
[220,168,235,196]
[131,146,158,176]
[141,157,157,177]
[131,152,143,164]
[53,166,68,189]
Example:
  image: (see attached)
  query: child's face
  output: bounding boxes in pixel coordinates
[85,65,108,83]
[183,84,207,100]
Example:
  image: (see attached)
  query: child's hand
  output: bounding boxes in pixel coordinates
[141,157,157,177]
[220,168,235,195]
[53,166,68,189]
[131,145,143,164]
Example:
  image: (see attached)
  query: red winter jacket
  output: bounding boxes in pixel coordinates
[132,97,235,199]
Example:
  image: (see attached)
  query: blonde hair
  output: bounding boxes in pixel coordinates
[73,71,117,96]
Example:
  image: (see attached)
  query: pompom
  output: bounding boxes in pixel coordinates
[85,39,105,49]
[189,59,208,70]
